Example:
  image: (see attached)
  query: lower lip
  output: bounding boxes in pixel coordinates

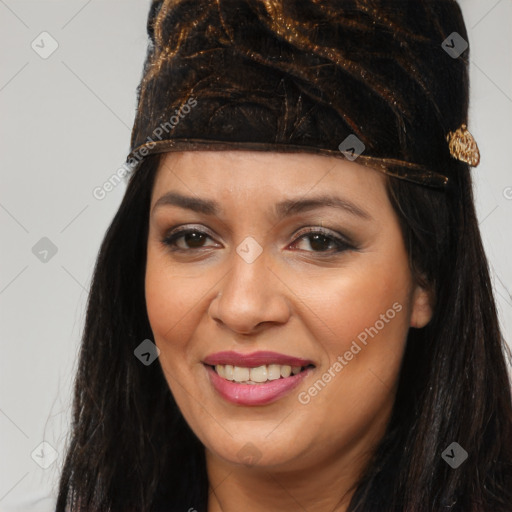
[204,365,313,406]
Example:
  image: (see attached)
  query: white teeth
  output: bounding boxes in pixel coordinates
[233,366,250,382]
[250,365,268,382]
[213,363,310,383]
[224,364,234,381]
[267,364,281,380]
[280,365,291,378]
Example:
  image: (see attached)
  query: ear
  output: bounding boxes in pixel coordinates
[410,282,434,328]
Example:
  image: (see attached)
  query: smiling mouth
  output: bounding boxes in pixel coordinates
[205,363,315,384]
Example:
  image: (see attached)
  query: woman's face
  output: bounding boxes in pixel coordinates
[145,150,432,475]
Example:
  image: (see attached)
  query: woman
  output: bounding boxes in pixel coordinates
[55,1,512,511]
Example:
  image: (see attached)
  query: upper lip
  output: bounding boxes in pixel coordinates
[203,351,314,368]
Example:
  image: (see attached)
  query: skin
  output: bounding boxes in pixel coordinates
[145,150,433,512]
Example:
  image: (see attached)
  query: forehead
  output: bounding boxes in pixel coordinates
[151,150,387,204]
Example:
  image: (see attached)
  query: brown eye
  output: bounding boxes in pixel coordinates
[302,233,337,252]
[180,231,208,248]
[290,228,354,254]
[162,229,217,251]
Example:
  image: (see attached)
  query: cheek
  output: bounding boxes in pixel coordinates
[291,247,413,405]
[289,262,412,448]
[293,256,412,350]
[338,265,410,335]
[144,246,202,364]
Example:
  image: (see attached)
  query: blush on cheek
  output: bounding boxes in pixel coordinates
[322,294,408,367]
[145,268,207,375]
[145,278,169,335]
[330,283,406,334]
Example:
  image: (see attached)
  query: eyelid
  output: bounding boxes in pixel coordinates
[161,223,357,254]
[291,226,354,245]
[161,224,221,250]
[164,223,217,239]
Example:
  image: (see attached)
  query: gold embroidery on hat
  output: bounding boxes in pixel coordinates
[446,124,480,167]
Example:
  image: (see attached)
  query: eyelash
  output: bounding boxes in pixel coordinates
[160,225,356,255]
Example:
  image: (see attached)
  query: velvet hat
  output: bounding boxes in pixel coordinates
[126,0,480,188]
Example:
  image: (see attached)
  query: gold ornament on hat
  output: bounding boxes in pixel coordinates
[446,124,480,167]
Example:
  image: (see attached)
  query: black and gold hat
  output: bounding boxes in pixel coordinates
[127,0,479,188]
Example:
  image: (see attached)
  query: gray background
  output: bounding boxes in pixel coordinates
[1,1,511,510]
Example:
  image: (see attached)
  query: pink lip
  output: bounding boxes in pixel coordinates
[204,364,313,406]
[202,350,314,368]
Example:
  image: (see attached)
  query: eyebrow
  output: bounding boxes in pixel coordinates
[152,191,373,221]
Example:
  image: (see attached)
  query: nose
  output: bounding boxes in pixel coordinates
[208,246,291,335]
